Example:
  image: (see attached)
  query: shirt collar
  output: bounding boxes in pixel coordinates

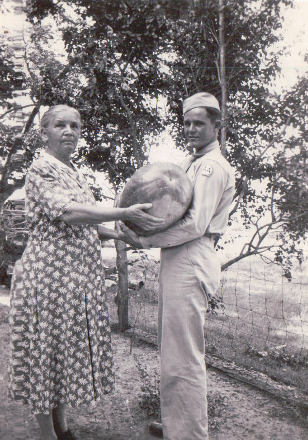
[40,150,77,172]
[193,140,220,158]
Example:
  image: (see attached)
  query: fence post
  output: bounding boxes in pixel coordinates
[114,237,129,331]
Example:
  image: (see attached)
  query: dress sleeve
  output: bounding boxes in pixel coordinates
[26,159,78,221]
[140,160,228,248]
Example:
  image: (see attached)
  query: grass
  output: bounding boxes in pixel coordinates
[133,350,228,432]
[105,253,308,394]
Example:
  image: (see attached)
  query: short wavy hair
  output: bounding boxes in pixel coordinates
[40,105,81,129]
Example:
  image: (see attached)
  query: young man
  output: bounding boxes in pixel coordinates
[120,92,235,440]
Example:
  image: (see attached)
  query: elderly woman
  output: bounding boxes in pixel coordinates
[8,104,164,440]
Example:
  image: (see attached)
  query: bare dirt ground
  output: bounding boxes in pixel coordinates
[1,292,308,440]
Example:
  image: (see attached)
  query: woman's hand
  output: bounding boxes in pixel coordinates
[124,203,165,233]
[97,225,119,241]
[118,222,143,248]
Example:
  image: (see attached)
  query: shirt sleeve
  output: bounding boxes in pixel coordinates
[140,160,228,248]
[26,159,78,221]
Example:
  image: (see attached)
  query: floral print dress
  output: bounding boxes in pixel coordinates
[8,151,114,415]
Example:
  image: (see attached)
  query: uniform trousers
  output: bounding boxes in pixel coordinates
[158,236,220,440]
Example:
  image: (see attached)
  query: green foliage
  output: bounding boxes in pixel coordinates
[0,41,25,102]
[0,32,30,209]
[134,354,161,419]
[134,353,228,431]
[207,391,228,432]
[207,294,225,315]
[228,74,308,275]
[158,0,292,129]
[5,0,304,275]
[0,123,40,206]
[246,344,308,368]
[26,0,175,188]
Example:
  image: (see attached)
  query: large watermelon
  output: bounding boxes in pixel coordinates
[118,162,193,236]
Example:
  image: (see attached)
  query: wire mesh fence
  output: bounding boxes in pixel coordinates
[105,251,308,393]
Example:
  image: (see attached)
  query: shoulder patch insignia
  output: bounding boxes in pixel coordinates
[202,165,213,177]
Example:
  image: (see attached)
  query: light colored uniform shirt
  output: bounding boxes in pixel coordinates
[140,140,235,248]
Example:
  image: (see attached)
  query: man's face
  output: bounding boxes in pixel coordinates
[184,107,217,151]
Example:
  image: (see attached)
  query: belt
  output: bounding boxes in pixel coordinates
[204,233,220,240]
[204,233,220,246]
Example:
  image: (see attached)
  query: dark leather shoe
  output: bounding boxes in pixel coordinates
[148,421,163,438]
[57,430,77,440]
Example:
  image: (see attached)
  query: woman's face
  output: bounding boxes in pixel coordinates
[42,108,81,162]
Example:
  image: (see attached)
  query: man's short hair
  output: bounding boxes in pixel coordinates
[205,107,221,125]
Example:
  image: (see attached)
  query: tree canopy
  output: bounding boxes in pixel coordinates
[1,0,306,277]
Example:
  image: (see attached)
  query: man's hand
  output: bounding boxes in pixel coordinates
[118,222,144,248]
[124,203,165,233]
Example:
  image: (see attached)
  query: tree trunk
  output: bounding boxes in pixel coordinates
[218,0,227,156]
[0,214,7,283]
[114,225,129,332]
